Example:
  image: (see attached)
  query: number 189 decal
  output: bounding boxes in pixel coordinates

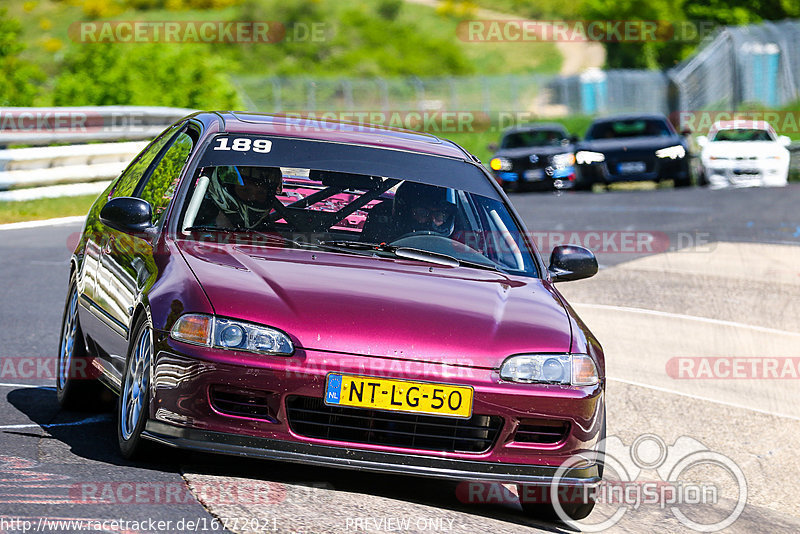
[213,137,272,153]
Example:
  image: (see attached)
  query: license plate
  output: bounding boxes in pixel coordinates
[618,161,646,174]
[324,374,473,418]
[523,169,544,181]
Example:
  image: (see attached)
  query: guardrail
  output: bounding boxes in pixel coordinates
[0,106,193,147]
[0,141,148,191]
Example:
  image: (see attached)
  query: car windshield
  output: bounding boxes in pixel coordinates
[177,135,539,277]
[711,128,773,142]
[586,119,672,140]
[501,129,568,148]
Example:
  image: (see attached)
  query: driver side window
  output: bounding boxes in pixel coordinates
[111,123,182,199]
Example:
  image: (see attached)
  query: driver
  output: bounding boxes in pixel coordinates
[392,181,456,238]
[206,166,283,229]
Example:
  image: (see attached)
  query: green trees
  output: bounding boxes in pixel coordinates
[52,42,241,108]
[0,9,44,106]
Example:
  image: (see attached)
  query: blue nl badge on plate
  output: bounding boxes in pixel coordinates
[326,374,342,404]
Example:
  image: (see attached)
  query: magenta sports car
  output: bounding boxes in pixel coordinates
[57,112,605,520]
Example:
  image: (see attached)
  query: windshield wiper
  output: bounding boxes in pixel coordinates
[318,240,501,272]
[184,225,245,233]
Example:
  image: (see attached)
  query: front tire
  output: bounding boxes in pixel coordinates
[519,408,605,523]
[117,315,154,459]
[56,276,102,409]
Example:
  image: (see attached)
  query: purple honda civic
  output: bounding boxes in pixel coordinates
[57,112,605,520]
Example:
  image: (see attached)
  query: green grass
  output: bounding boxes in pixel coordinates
[0,195,95,224]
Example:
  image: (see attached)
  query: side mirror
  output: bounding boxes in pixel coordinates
[548,245,598,282]
[487,142,498,152]
[696,135,708,148]
[100,197,153,235]
[779,135,791,147]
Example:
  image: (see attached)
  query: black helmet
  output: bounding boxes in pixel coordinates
[393,181,456,237]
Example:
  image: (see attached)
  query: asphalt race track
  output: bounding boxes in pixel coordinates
[1,184,799,533]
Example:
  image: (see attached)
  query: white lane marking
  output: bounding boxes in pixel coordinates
[608,376,800,422]
[0,383,55,390]
[0,216,85,231]
[0,414,111,430]
[574,302,800,338]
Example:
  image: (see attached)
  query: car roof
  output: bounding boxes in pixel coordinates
[191,111,475,161]
[589,113,668,124]
[503,122,568,135]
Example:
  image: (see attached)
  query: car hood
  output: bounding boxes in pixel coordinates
[579,136,683,152]
[176,241,573,369]
[702,141,784,158]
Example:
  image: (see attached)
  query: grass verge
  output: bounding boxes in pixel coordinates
[0,195,95,224]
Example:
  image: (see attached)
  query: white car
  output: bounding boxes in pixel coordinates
[697,120,791,188]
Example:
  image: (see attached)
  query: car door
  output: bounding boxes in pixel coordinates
[98,125,197,376]
[92,123,186,372]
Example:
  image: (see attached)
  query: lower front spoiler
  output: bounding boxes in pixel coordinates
[143,421,600,486]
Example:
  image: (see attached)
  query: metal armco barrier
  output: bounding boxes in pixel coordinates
[0,106,194,147]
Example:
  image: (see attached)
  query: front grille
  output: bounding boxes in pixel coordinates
[514,419,570,444]
[286,396,503,453]
[210,385,272,420]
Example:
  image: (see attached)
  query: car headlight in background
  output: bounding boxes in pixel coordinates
[489,157,512,171]
[170,314,294,355]
[655,145,686,159]
[500,354,599,386]
[551,152,576,168]
[575,151,605,165]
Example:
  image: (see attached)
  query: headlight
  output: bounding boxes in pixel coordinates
[655,145,686,159]
[551,152,576,168]
[500,354,599,386]
[170,314,294,355]
[489,157,512,171]
[575,151,605,164]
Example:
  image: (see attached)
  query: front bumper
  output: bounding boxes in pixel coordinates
[147,335,604,484]
[493,167,577,191]
[702,160,789,188]
[143,420,600,485]
[578,157,688,184]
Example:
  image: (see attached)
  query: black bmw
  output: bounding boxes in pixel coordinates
[574,114,691,190]
[488,124,577,192]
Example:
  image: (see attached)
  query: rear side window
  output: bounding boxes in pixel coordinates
[139,132,194,227]
[111,124,182,198]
